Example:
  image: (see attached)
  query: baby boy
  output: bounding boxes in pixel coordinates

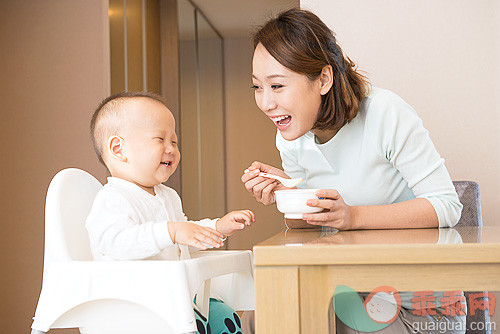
[86,91,254,261]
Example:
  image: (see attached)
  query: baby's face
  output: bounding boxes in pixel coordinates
[119,98,180,192]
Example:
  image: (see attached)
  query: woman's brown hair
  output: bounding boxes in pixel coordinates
[253,8,370,132]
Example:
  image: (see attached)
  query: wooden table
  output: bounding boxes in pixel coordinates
[253,226,500,333]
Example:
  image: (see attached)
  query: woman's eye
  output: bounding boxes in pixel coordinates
[156,137,164,141]
[251,84,260,90]
[171,141,177,145]
[271,84,283,89]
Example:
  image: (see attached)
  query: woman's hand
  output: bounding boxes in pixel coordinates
[241,161,289,205]
[302,189,353,230]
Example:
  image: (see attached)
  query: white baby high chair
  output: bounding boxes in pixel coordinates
[31,168,254,334]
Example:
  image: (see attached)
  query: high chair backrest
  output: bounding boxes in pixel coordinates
[44,168,103,270]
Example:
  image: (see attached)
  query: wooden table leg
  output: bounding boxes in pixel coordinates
[255,266,300,334]
[299,266,334,334]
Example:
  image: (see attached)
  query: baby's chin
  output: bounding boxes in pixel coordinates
[136,177,168,188]
[157,173,174,184]
[152,175,170,184]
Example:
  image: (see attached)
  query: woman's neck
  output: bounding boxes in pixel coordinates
[312,128,338,144]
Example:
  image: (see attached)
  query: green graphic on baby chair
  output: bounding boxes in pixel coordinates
[333,285,402,332]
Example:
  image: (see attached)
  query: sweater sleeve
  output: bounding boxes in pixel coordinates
[372,91,462,227]
[85,190,174,260]
[276,131,307,186]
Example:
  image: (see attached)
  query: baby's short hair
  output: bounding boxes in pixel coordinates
[90,91,170,166]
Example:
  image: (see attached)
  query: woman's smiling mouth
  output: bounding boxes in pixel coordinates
[270,115,292,130]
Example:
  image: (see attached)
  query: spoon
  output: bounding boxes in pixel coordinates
[245,169,303,188]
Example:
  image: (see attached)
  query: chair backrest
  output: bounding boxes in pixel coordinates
[453,182,489,333]
[44,168,103,271]
[453,181,482,227]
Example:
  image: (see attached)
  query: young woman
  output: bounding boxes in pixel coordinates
[241,8,464,334]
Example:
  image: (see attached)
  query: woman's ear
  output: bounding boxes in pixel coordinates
[108,136,127,162]
[319,65,333,95]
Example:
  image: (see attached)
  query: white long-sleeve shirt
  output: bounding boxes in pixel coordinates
[85,177,218,260]
[276,87,462,227]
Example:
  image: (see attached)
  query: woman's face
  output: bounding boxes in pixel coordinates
[252,43,323,141]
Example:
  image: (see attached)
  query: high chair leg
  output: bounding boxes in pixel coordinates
[195,279,212,319]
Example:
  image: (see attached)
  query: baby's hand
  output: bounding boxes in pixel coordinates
[216,210,255,236]
[168,221,224,250]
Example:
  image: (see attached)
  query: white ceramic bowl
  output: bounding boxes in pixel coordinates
[275,189,323,219]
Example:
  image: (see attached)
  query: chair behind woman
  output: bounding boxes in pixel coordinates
[453,180,491,334]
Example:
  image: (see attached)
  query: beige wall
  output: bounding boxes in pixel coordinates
[223,37,286,250]
[301,0,500,226]
[0,0,110,332]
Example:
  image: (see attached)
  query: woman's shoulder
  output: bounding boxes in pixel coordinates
[364,87,413,110]
[362,87,419,122]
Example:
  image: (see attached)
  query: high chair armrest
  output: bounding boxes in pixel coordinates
[186,250,255,312]
[187,250,253,279]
